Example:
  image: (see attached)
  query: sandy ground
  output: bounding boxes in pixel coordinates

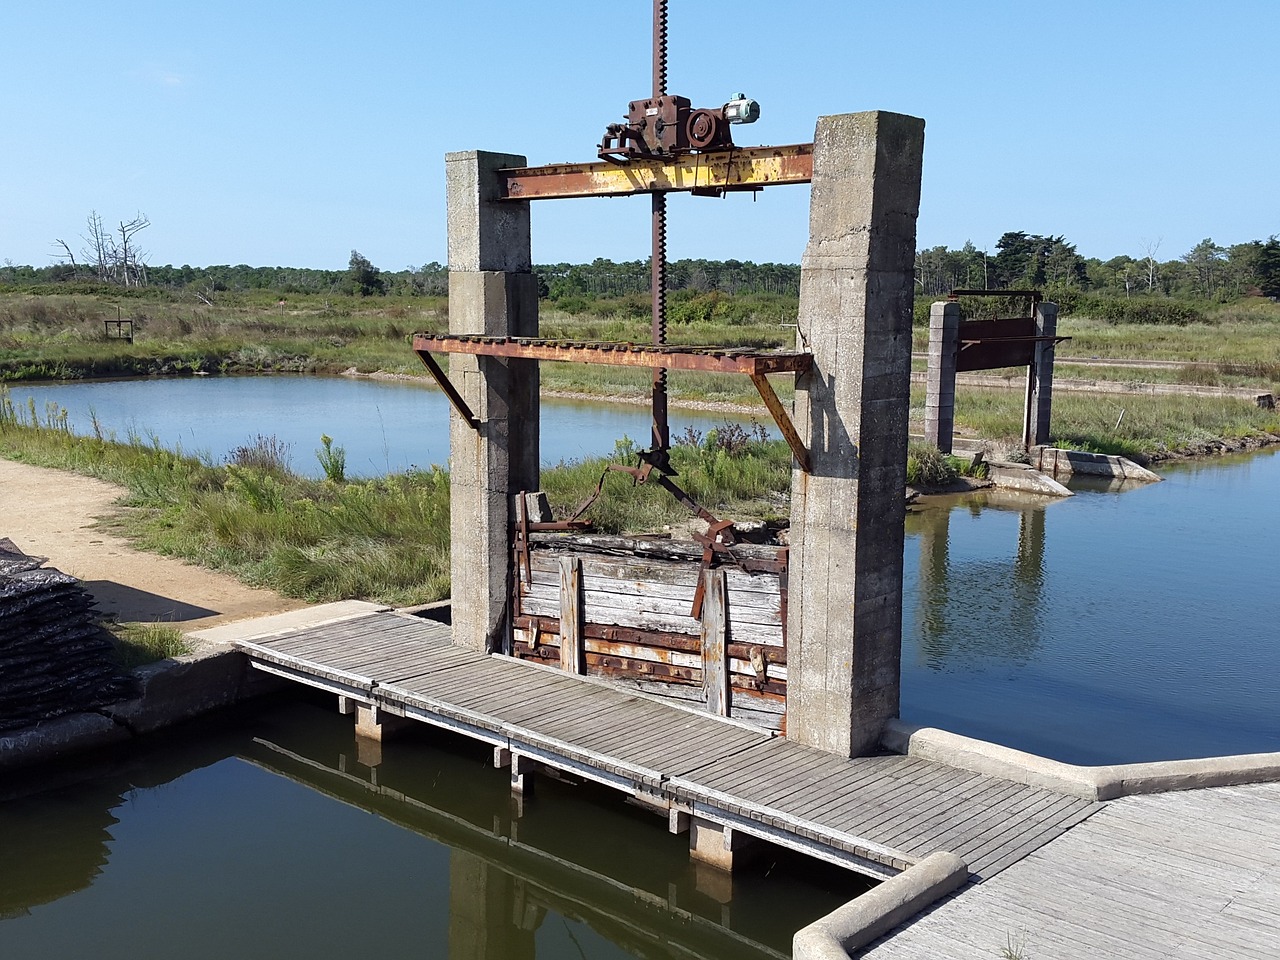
[0,459,305,631]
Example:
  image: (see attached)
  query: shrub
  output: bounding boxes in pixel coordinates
[227,433,292,476]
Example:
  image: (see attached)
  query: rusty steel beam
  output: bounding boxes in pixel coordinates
[748,371,811,473]
[500,143,814,201]
[413,348,480,429]
[412,335,811,376]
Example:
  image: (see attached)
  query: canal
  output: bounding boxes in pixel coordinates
[3,374,1278,956]
[0,695,865,959]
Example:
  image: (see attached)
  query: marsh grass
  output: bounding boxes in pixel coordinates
[109,621,192,667]
[936,385,1280,458]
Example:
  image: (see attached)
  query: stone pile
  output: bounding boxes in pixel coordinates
[0,538,131,731]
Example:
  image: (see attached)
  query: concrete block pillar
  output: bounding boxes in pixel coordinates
[923,301,961,453]
[689,817,757,872]
[1023,301,1058,448]
[445,150,540,653]
[786,111,925,757]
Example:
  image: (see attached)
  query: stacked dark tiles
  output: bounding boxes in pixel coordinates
[0,538,131,731]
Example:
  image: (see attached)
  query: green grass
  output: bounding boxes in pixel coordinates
[927,385,1280,459]
[0,392,794,604]
[109,621,192,667]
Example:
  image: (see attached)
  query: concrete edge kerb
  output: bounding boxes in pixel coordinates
[882,719,1280,801]
[792,851,968,960]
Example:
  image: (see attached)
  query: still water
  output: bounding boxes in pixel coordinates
[0,697,864,959]
[5,374,1278,764]
[6,375,774,478]
[902,449,1280,764]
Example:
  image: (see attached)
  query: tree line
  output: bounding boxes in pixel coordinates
[4,213,1279,302]
[915,231,1280,301]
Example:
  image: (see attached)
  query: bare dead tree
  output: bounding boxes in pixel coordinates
[53,211,152,286]
[115,214,150,287]
[52,239,80,273]
[84,211,112,282]
[1141,237,1162,293]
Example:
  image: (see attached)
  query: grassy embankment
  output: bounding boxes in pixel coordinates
[1,388,817,607]
[3,287,1279,461]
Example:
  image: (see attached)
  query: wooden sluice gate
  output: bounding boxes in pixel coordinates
[508,532,789,732]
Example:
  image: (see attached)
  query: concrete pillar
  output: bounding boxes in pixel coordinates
[923,301,960,453]
[688,817,757,872]
[1023,301,1058,448]
[786,111,925,757]
[445,150,540,653]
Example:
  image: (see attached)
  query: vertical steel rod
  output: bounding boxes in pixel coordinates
[649,0,671,465]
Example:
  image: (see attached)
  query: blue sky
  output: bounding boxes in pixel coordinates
[2,1,1276,271]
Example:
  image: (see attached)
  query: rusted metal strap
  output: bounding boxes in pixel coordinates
[413,349,479,430]
[689,518,736,620]
[499,143,814,201]
[516,492,532,585]
[748,371,810,472]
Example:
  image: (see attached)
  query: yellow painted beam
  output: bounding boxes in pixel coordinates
[500,143,813,200]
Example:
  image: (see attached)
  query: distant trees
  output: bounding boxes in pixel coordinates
[347,250,385,296]
[54,211,151,287]
[1256,238,1280,299]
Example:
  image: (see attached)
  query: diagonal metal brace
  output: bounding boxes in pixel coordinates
[748,372,811,472]
[414,349,480,430]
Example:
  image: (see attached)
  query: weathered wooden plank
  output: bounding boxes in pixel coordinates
[559,555,584,675]
[700,568,729,718]
[525,556,784,612]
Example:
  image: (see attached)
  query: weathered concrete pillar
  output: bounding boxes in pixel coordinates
[786,111,925,757]
[446,150,540,653]
[688,817,757,872]
[923,300,961,453]
[1023,301,1058,448]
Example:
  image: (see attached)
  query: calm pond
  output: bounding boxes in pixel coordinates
[0,696,864,959]
[3,375,1278,956]
[6,375,776,477]
[7,375,1279,764]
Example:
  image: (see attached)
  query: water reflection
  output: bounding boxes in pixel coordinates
[910,493,1050,668]
[0,699,861,959]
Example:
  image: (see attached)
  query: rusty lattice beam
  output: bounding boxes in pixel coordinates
[412,335,811,375]
[500,143,814,201]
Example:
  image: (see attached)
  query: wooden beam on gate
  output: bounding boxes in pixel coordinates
[499,143,814,201]
[558,556,584,675]
[700,568,729,718]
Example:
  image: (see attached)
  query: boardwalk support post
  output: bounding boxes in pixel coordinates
[445,149,540,654]
[689,817,758,872]
[786,112,925,758]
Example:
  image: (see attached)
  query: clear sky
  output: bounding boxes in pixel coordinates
[2,1,1276,272]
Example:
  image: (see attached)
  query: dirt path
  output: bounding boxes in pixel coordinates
[0,459,304,631]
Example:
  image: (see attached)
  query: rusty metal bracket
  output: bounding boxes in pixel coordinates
[413,349,480,430]
[748,371,810,472]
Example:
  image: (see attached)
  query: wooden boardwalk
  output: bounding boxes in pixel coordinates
[857,782,1280,959]
[235,609,1097,881]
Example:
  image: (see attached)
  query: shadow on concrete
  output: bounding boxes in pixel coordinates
[81,581,219,623]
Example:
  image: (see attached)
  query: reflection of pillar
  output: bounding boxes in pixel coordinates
[446,150,541,653]
[924,301,960,452]
[916,507,952,652]
[448,850,538,960]
[1023,301,1058,448]
[1010,508,1046,639]
[787,111,925,757]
